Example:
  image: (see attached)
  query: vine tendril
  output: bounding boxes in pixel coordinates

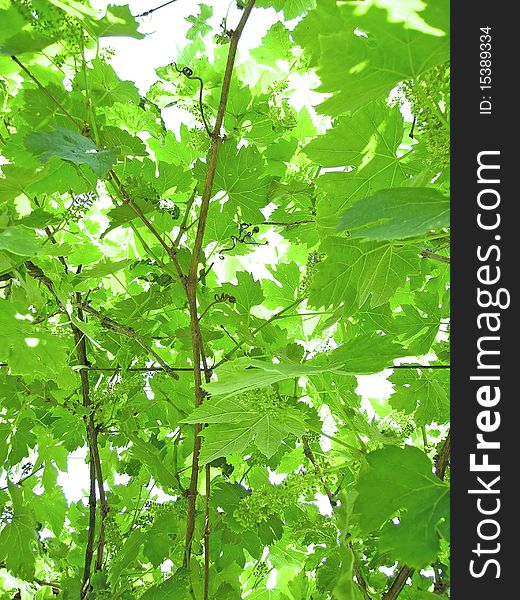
[218,224,267,258]
[172,62,212,137]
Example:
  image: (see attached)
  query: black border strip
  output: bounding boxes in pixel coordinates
[451,1,515,596]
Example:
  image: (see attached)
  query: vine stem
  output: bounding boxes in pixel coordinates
[74,288,109,577]
[23,260,108,594]
[181,3,256,591]
[420,250,450,264]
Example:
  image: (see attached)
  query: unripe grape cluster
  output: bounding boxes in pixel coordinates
[245,388,286,413]
[18,0,89,56]
[234,472,318,528]
[299,250,324,295]
[378,411,416,438]
[402,63,450,170]
[104,514,123,556]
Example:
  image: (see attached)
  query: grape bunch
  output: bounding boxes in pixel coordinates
[402,63,450,170]
[17,0,89,57]
[378,411,416,438]
[299,250,324,295]
[241,388,286,413]
[235,472,318,528]
[104,514,123,557]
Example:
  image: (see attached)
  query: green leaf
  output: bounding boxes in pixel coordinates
[338,188,450,240]
[332,546,363,600]
[127,436,180,491]
[307,102,413,232]
[183,395,307,463]
[0,226,41,256]
[89,4,145,39]
[214,143,271,221]
[250,22,292,68]
[295,0,449,115]
[140,570,190,599]
[25,127,117,177]
[0,5,56,55]
[186,3,212,40]
[309,238,421,313]
[0,484,37,580]
[109,530,146,586]
[354,445,449,567]
[85,59,140,108]
[390,369,449,425]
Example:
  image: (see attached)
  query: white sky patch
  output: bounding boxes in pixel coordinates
[91,0,280,94]
[57,448,89,503]
[357,370,394,420]
[266,568,278,589]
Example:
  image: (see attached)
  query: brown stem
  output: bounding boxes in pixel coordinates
[302,436,336,507]
[435,430,451,480]
[182,0,256,577]
[74,293,108,576]
[383,432,450,600]
[259,220,315,226]
[24,260,108,587]
[80,304,180,380]
[420,250,450,264]
[382,567,414,600]
[82,446,97,597]
[187,0,256,283]
[353,558,372,600]
[11,56,82,130]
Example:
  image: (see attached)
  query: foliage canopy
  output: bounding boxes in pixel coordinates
[0,0,450,598]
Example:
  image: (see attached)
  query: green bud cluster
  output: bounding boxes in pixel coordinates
[234,472,318,528]
[379,411,416,438]
[18,0,88,56]
[239,389,287,414]
[402,64,450,171]
[299,250,324,295]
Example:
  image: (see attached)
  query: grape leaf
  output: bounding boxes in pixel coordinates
[337,188,450,240]
[214,143,271,221]
[25,127,117,177]
[354,445,449,567]
[309,237,421,313]
[0,485,37,580]
[183,395,307,463]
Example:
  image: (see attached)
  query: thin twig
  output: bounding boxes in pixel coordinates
[134,0,180,18]
[420,250,450,264]
[80,304,180,381]
[204,464,211,600]
[74,290,109,577]
[82,444,97,597]
[11,56,82,130]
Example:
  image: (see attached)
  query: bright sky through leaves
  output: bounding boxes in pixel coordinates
[0,1,450,598]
